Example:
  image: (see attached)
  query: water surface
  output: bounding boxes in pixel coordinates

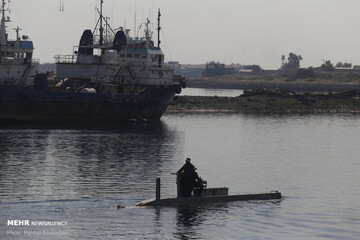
[180,87,243,97]
[1,113,359,239]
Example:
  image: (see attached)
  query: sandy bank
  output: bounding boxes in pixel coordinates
[167,90,360,114]
[187,70,360,92]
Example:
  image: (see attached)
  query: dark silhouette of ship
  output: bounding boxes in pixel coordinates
[0,1,185,123]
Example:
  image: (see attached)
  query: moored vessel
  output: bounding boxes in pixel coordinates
[0,0,39,85]
[0,0,185,123]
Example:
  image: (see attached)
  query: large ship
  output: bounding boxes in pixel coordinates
[0,0,185,123]
[0,0,39,85]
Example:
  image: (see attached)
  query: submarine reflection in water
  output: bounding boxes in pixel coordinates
[0,122,183,202]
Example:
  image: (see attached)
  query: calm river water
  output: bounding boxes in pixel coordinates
[180,87,243,97]
[1,91,360,239]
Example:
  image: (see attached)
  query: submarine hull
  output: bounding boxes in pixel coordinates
[137,192,282,207]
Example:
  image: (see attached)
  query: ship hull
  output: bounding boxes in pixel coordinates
[0,83,177,123]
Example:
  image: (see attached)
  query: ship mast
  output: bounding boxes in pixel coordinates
[93,0,115,47]
[0,0,8,46]
[13,26,22,47]
[99,0,104,45]
[1,0,5,19]
[145,18,151,48]
[157,9,161,47]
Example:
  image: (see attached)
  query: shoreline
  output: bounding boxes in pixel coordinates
[186,70,360,92]
[188,79,360,93]
[167,90,360,114]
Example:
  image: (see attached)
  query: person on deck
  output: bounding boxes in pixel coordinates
[177,158,204,197]
[177,158,195,175]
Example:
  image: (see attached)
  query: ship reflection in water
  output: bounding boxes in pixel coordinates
[0,122,183,202]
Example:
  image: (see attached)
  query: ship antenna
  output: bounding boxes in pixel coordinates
[0,0,8,46]
[59,0,64,12]
[157,9,161,47]
[1,0,6,19]
[134,0,137,38]
[99,0,104,45]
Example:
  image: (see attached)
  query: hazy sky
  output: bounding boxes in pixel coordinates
[6,0,360,69]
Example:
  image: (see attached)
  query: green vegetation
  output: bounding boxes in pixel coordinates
[336,62,352,68]
[296,67,315,78]
[321,60,335,72]
[282,52,303,70]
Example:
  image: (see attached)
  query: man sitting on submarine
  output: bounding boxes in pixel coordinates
[177,158,204,198]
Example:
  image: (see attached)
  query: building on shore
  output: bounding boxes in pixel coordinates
[202,61,236,76]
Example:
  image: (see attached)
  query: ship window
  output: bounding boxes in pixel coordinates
[127,54,132,58]
[135,54,140,58]
[151,55,157,62]
[141,54,147,58]
[120,54,125,57]
[158,55,163,68]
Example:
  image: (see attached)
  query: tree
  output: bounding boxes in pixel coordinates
[336,62,343,68]
[282,52,303,69]
[344,63,352,68]
[297,67,315,78]
[321,60,335,71]
[336,62,352,68]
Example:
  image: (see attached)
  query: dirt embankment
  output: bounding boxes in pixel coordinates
[168,89,360,113]
[188,70,360,92]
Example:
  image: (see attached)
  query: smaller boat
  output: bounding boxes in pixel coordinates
[137,177,281,207]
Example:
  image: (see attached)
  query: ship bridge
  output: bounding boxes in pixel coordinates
[0,0,39,84]
[118,47,164,68]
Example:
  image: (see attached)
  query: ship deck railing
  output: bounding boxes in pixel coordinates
[54,54,173,69]
[0,56,40,65]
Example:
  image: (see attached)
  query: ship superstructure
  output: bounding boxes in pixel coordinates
[55,1,184,96]
[0,0,39,85]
